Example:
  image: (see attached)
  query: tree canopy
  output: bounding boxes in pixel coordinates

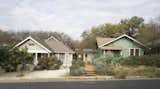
[79,16,160,54]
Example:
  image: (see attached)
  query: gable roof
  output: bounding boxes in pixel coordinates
[97,34,147,48]
[96,37,116,46]
[15,36,52,53]
[45,36,75,53]
[15,36,74,53]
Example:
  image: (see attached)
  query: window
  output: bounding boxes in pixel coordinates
[135,49,140,56]
[85,54,87,58]
[130,49,134,56]
[130,48,140,56]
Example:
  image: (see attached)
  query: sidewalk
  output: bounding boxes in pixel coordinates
[0,72,159,83]
[0,76,114,83]
[0,75,158,83]
[0,71,114,83]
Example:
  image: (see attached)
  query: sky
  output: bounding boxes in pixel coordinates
[0,0,160,39]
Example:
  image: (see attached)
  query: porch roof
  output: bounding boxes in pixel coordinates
[100,46,123,50]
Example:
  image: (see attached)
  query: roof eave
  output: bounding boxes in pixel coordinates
[15,36,52,53]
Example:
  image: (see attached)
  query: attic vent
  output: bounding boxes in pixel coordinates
[28,43,34,46]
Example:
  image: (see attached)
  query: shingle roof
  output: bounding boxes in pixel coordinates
[44,36,74,53]
[96,37,116,47]
[30,36,53,52]
[17,36,74,53]
[96,34,148,50]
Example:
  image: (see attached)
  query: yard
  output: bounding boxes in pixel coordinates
[70,55,160,79]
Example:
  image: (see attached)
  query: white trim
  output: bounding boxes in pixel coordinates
[103,50,106,55]
[48,53,50,57]
[45,36,58,42]
[15,36,52,53]
[55,51,75,54]
[120,51,122,56]
[99,34,147,48]
[57,54,60,60]
[34,53,38,65]
[27,50,49,53]
[137,48,141,56]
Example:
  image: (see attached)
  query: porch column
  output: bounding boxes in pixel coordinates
[48,53,50,57]
[34,53,38,65]
[64,53,67,67]
[69,54,73,67]
[103,50,106,55]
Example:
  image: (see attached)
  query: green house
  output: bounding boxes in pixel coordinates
[96,34,147,57]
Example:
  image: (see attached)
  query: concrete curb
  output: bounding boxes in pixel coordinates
[0,76,159,83]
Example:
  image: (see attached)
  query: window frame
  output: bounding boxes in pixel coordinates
[129,48,140,56]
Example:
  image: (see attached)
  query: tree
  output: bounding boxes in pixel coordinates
[79,16,144,50]
[0,46,33,72]
[0,30,16,46]
[0,30,76,50]
[120,16,144,36]
[137,21,160,54]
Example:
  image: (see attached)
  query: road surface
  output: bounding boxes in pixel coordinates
[0,79,159,89]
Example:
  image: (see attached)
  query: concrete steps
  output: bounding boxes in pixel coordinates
[84,64,96,76]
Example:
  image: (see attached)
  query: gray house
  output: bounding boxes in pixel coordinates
[15,36,75,67]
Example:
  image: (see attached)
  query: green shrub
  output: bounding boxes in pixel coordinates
[93,56,115,75]
[95,63,114,75]
[143,67,160,78]
[70,59,85,76]
[121,55,160,67]
[34,56,62,70]
[0,46,33,72]
[113,66,130,79]
[153,69,160,77]
[94,55,160,67]
[113,65,160,78]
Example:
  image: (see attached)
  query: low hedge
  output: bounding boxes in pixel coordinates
[93,55,160,77]
[70,60,85,76]
[113,66,160,78]
[93,56,115,75]
[94,55,160,67]
[121,55,160,67]
[34,56,62,70]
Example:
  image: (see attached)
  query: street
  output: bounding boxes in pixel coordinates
[0,79,159,89]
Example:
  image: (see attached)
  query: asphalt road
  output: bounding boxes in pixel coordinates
[0,79,159,89]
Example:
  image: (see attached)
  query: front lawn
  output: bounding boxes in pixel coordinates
[70,55,160,79]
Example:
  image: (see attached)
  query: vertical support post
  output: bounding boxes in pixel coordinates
[70,54,73,67]
[34,53,38,65]
[64,53,67,67]
[103,50,106,55]
[48,53,50,57]
[57,54,60,60]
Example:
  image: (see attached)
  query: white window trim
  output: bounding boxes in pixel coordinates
[129,48,140,56]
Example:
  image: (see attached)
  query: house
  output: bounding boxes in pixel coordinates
[96,34,147,57]
[82,49,96,63]
[15,36,75,67]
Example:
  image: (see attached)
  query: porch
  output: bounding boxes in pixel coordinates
[29,51,73,68]
[103,50,121,57]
